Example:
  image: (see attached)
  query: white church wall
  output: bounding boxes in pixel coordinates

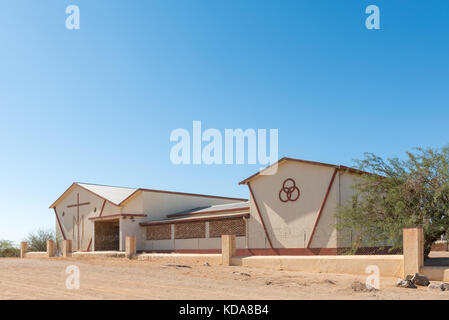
[55,185,117,252]
[119,218,140,251]
[246,161,340,250]
[138,191,245,223]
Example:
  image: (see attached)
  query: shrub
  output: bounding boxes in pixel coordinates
[23,228,55,252]
[0,240,20,257]
[336,146,449,258]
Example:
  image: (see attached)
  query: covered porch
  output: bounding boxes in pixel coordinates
[88,214,147,251]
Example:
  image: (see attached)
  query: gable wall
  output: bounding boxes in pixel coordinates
[54,185,120,252]
[246,161,359,249]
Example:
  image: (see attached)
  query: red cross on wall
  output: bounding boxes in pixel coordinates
[67,193,90,251]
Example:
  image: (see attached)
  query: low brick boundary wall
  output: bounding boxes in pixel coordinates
[138,253,222,265]
[22,228,448,280]
[24,252,47,258]
[420,266,449,282]
[231,255,404,278]
[72,251,126,258]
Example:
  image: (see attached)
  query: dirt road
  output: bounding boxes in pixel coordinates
[0,257,448,300]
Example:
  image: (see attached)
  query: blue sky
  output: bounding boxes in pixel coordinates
[0,1,448,243]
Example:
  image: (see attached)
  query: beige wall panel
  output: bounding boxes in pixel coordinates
[198,237,221,249]
[119,219,141,251]
[246,195,268,248]
[197,236,246,250]
[101,201,121,216]
[121,193,143,214]
[248,162,340,249]
[142,239,174,251]
[174,239,200,250]
[308,178,338,248]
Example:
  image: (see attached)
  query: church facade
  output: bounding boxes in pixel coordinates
[49,157,367,255]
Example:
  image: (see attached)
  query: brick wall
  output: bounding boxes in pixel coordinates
[94,221,119,251]
[146,224,172,240]
[175,221,206,239]
[209,218,246,238]
[144,218,246,241]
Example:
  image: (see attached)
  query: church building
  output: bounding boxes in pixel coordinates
[49,157,368,255]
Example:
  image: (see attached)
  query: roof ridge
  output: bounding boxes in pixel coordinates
[76,182,137,190]
[239,156,374,185]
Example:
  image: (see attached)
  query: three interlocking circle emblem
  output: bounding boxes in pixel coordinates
[279,178,300,202]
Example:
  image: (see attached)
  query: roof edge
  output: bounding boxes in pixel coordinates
[51,183,248,210]
[167,206,250,219]
[238,157,374,185]
[119,188,248,206]
[49,182,124,209]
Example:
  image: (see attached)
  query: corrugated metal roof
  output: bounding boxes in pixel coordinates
[77,183,137,205]
[50,182,247,209]
[168,201,250,218]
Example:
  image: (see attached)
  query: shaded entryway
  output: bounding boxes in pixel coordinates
[94,220,119,251]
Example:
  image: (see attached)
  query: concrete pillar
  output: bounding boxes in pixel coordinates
[63,240,72,258]
[126,236,136,259]
[47,240,55,258]
[20,242,27,259]
[221,235,236,266]
[403,227,424,277]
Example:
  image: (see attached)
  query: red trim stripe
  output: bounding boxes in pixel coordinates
[99,200,106,217]
[248,182,274,250]
[89,213,147,221]
[54,208,66,240]
[307,168,338,248]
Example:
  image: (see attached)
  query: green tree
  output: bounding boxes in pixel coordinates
[0,240,20,257]
[23,228,55,252]
[336,146,449,258]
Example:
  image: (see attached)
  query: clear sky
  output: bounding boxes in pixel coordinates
[1,1,448,243]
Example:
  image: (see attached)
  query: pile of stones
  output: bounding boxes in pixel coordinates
[396,273,449,291]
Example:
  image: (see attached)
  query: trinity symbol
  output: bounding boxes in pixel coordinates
[279,178,300,202]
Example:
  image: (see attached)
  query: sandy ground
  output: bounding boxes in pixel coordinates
[1,257,449,300]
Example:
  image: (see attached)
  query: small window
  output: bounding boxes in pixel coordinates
[62,211,65,216]
[94,207,97,213]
